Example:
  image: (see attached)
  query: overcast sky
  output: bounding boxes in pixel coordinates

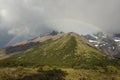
[0,0,120,46]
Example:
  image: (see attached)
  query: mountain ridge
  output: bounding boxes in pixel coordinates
[0,32,119,69]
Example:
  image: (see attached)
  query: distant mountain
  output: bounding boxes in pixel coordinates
[0,32,119,69]
[84,32,120,58]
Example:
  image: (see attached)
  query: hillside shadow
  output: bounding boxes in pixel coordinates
[22,69,68,80]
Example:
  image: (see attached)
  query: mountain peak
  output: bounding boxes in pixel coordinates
[68,32,80,38]
[68,32,79,35]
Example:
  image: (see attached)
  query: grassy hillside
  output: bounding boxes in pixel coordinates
[0,32,120,69]
[0,32,120,80]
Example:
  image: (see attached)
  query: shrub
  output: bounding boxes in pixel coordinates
[79,73,92,80]
[105,66,118,74]
[36,66,43,72]
[42,65,51,71]
[95,66,105,73]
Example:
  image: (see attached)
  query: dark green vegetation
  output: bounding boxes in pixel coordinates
[0,66,67,80]
[1,67,120,80]
[0,32,120,80]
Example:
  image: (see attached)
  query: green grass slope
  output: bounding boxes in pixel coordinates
[0,32,120,69]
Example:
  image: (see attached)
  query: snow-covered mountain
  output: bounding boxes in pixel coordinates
[84,32,120,58]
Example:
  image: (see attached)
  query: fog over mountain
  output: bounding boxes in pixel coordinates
[0,0,120,47]
[0,28,14,47]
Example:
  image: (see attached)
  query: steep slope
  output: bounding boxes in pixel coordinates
[0,32,119,69]
[4,32,65,54]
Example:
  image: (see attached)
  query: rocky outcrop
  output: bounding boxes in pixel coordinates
[84,32,120,58]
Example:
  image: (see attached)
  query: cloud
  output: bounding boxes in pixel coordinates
[0,28,14,47]
[0,0,120,45]
[0,0,52,34]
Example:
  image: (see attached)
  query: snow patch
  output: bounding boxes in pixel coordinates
[89,40,98,43]
[95,45,98,47]
[114,39,120,42]
[113,47,115,50]
[103,44,106,46]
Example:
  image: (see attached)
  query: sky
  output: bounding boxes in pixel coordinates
[0,0,120,46]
